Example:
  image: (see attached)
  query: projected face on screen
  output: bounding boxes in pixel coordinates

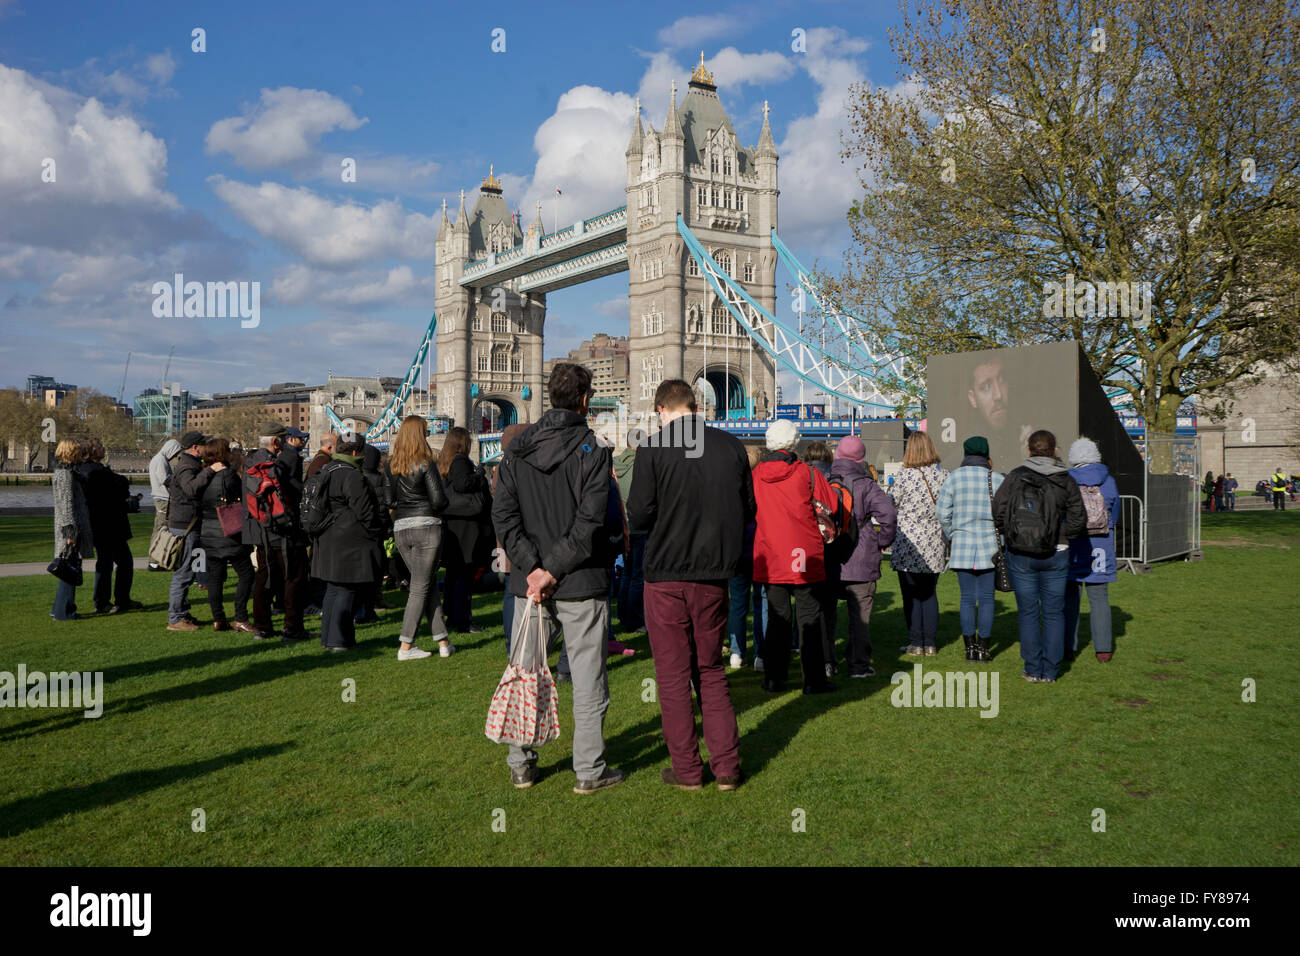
[968,359,1010,429]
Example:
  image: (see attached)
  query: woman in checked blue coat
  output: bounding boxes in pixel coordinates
[1064,438,1119,662]
[936,436,1004,662]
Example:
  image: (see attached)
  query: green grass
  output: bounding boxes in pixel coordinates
[0,513,155,564]
[1,512,1297,865]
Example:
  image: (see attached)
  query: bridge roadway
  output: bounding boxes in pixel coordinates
[458,206,628,290]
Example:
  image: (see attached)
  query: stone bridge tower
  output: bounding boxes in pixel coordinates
[625,55,779,421]
[434,168,547,432]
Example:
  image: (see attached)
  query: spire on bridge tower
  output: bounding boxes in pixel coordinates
[689,50,716,91]
[481,164,503,194]
[757,99,777,158]
[454,189,468,230]
[626,96,644,157]
[663,79,682,141]
[437,196,450,239]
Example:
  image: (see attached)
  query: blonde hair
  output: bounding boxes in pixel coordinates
[55,438,82,464]
[746,445,763,470]
[902,431,941,469]
[390,416,433,476]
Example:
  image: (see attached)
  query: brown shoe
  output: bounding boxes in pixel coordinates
[167,619,200,631]
[212,621,230,632]
[716,772,743,792]
[660,767,702,791]
[230,621,259,634]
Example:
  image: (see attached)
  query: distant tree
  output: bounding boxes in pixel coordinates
[830,0,1300,441]
[207,402,266,449]
[0,388,68,470]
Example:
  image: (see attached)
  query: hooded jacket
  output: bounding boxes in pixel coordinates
[167,450,216,532]
[150,439,181,501]
[752,449,837,585]
[992,456,1088,557]
[625,414,755,583]
[830,457,898,582]
[309,454,385,584]
[1066,461,1119,583]
[491,408,613,601]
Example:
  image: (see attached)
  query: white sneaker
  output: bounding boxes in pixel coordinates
[729,653,743,669]
[439,642,457,657]
[753,656,764,673]
[825,662,836,679]
[397,647,432,661]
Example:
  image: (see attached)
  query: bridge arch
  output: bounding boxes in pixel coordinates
[470,394,520,434]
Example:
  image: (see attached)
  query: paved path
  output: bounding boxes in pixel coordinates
[0,556,154,578]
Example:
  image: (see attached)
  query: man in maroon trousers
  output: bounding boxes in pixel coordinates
[626,380,755,791]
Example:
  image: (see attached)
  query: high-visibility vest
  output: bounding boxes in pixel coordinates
[1272,473,1288,491]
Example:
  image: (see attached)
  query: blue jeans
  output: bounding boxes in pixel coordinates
[52,576,78,619]
[618,534,647,630]
[897,570,940,647]
[167,528,201,623]
[1226,492,1236,510]
[1064,581,1113,654]
[728,576,767,659]
[955,569,995,637]
[1008,550,1069,679]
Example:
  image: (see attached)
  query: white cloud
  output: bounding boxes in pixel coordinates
[210,177,437,269]
[656,14,747,49]
[206,87,368,170]
[519,86,638,220]
[307,153,440,193]
[0,63,176,209]
[144,51,177,85]
[269,262,436,309]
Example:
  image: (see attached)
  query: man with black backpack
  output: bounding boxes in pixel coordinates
[992,430,1088,683]
[243,421,310,642]
[491,362,624,794]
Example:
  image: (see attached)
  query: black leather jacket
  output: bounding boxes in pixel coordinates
[385,463,448,520]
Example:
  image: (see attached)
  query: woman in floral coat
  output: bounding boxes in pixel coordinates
[889,431,949,655]
[51,437,95,621]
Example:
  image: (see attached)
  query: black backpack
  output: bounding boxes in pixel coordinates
[301,462,343,538]
[1005,470,1060,555]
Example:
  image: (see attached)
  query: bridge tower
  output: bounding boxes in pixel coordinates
[625,55,778,421]
[434,168,547,432]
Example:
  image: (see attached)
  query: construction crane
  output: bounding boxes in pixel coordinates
[161,345,174,389]
[117,351,131,404]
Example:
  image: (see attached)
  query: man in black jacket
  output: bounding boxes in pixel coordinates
[79,437,140,614]
[991,429,1088,683]
[626,379,754,791]
[167,430,224,630]
[491,362,624,794]
[244,421,310,641]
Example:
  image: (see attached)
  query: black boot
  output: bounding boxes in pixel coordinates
[974,635,992,662]
[962,634,977,662]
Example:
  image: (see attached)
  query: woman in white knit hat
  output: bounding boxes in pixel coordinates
[1064,437,1119,662]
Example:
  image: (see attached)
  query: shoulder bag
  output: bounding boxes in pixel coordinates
[987,468,1014,592]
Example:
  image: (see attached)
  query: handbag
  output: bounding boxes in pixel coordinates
[216,498,244,537]
[484,598,561,747]
[987,468,1014,592]
[47,547,82,587]
[149,517,197,571]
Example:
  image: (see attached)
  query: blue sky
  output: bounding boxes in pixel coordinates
[0,0,909,402]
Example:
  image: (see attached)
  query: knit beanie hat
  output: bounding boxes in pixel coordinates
[765,419,800,452]
[1068,438,1102,466]
[962,436,990,457]
[835,435,866,462]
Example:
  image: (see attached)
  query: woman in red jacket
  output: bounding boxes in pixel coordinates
[752,419,840,694]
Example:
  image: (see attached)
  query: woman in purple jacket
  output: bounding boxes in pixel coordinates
[1064,439,1119,662]
[830,436,898,677]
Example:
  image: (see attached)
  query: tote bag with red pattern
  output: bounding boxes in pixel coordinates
[484,598,561,747]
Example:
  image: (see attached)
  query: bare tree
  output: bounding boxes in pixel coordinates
[830,0,1300,439]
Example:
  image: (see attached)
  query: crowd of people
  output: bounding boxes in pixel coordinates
[49,361,1136,792]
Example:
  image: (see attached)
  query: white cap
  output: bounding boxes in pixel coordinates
[1068,438,1102,466]
[765,419,800,451]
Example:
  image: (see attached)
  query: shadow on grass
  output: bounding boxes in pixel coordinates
[0,741,295,838]
[0,639,387,742]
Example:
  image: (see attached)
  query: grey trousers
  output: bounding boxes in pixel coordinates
[394,523,448,641]
[506,595,610,782]
[842,580,878,674]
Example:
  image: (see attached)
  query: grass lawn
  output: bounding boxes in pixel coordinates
[1,511,1297,865]
[0,514,155,564]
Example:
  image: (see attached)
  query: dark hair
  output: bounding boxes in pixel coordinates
[654,378,696,412]
[337,435,365,456]
[549,362,593,412]
[437,426,471,477]
[803,440,833,464]
[1027,429,1057,460]
[203,437,231,465]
